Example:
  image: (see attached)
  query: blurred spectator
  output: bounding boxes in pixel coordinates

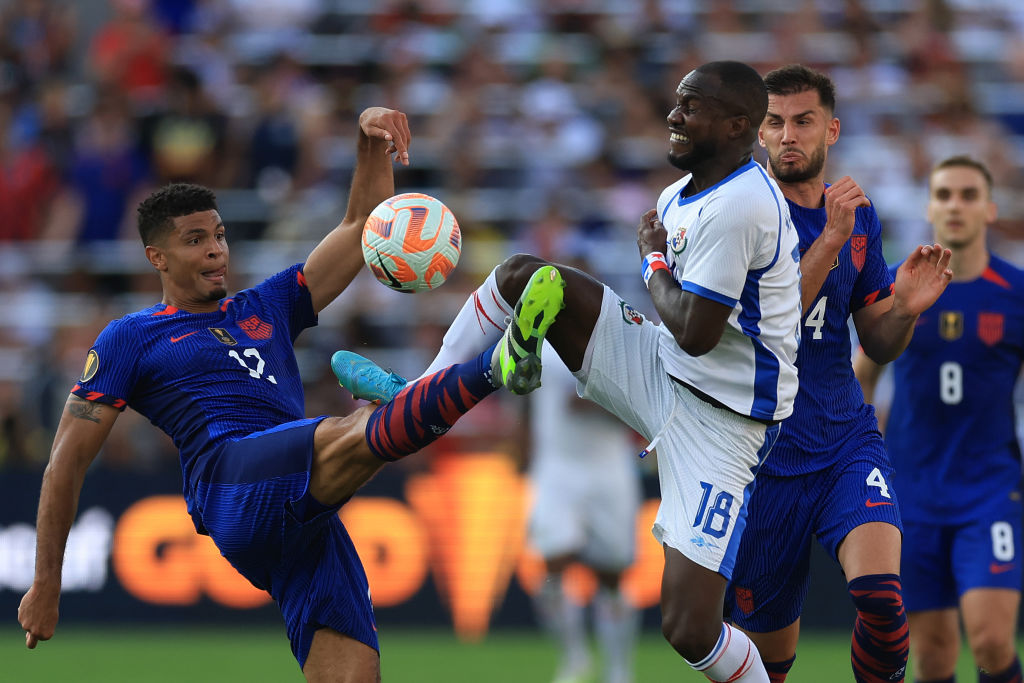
[89,0,170,107]
[60,89,150,244]
[138,66,231,187]
[0,100,59,241]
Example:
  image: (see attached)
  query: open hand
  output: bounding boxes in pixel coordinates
[892,243,954,317]
[359,107,411,166]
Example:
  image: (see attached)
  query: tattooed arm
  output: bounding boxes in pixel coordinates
[18,396,120,648]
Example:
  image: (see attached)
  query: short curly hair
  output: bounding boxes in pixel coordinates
[136,183,218,246]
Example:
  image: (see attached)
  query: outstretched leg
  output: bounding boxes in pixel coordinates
[420,254,605,377]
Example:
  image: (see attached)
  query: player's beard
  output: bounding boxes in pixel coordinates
[769,141,827,183]
[667,138,717,173]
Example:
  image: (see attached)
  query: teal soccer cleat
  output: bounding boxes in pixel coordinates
[331,350,408,403]
[496,265,566,395]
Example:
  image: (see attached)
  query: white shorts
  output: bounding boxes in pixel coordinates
[528,452,641,571]
[575,287,780,579]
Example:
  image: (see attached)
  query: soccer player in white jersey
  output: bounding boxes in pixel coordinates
[528,342,641,683]
[377,60,803,682]
[724,65,954,683]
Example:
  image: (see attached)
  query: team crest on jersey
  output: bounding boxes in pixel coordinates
[239,315,273,340]
[850,235,867,272]
[80,349,99,382]
[978,312,1005,346]
[619,301,644,325]
[734,586,755,615]
[939,311,963,341]
[209,327,237,345]
[669,226,688,254]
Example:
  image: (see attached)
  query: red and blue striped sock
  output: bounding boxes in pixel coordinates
[365,342,499,461]
[980,656,1022,683]
[765,654,796,682]
[849,573,909,683]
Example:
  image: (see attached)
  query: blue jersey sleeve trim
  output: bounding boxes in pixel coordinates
[682,281,738,307]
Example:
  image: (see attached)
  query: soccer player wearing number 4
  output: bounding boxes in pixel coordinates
[17,108,567,682]
[856,156,1024,683]
[724,65,953,683]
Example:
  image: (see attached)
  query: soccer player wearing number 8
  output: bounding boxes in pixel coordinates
[724,65,954,683]
[856,156,1024,683]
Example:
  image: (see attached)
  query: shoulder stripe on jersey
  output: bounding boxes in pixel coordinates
[153,305,178,316]
[219,298,234,312]
[981,266,1011,290]
[297,268,308,288]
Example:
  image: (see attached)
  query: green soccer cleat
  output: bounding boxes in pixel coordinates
[331,350,408,403]
[497,265,566,395]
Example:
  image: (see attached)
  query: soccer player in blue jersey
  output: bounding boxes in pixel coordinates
[722,65,954,683]
[345,61,803,682]
[16,107,567,682]
[855,156,1024,683]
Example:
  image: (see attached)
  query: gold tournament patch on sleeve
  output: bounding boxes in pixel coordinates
[209,327,237,345]
[81,349,99,382]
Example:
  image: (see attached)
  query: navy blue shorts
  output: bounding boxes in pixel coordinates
[191,417,378,669]
[726,433,902,632]
[902,490,1023,612]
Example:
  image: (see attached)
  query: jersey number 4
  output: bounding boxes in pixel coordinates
[805,296,827,340]
[228,348,277,384]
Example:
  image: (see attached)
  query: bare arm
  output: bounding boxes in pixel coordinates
[799,177,870,313]
[854,243,953,364]
[303,107,411,314]
[638,209,732,356]
[852,348,885,405]
[18,396,119,648]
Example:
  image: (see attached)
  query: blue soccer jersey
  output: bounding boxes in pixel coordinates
[761,194,894,476]
[886,255,1024,524]
[72,264,317,518]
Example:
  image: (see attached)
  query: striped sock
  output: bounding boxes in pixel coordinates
[980,656,1022,683]
[848,574,909,683]
[764,655,796,682]
[687,623,769,682]
[365,343,499,461]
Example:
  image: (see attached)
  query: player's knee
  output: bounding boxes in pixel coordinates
[496,253,549,297]
[968,629,1015,671]
[660,608,719,662]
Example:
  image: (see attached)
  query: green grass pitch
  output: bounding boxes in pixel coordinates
[0,626,999,681]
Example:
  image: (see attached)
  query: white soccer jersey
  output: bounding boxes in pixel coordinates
[655,160,800,422]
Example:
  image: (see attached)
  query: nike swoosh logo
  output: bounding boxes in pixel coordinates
[375,251,405,290]
[865,499,893,508]
[170,331,198,343]
[990,562,1015,574]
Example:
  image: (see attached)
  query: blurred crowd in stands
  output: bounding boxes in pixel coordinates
[3,0,1024,469]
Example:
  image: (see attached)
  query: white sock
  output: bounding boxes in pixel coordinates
[686,623,768,682]
[418,267,512,379]
[533,574,590,677]
[593,586,637,683]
